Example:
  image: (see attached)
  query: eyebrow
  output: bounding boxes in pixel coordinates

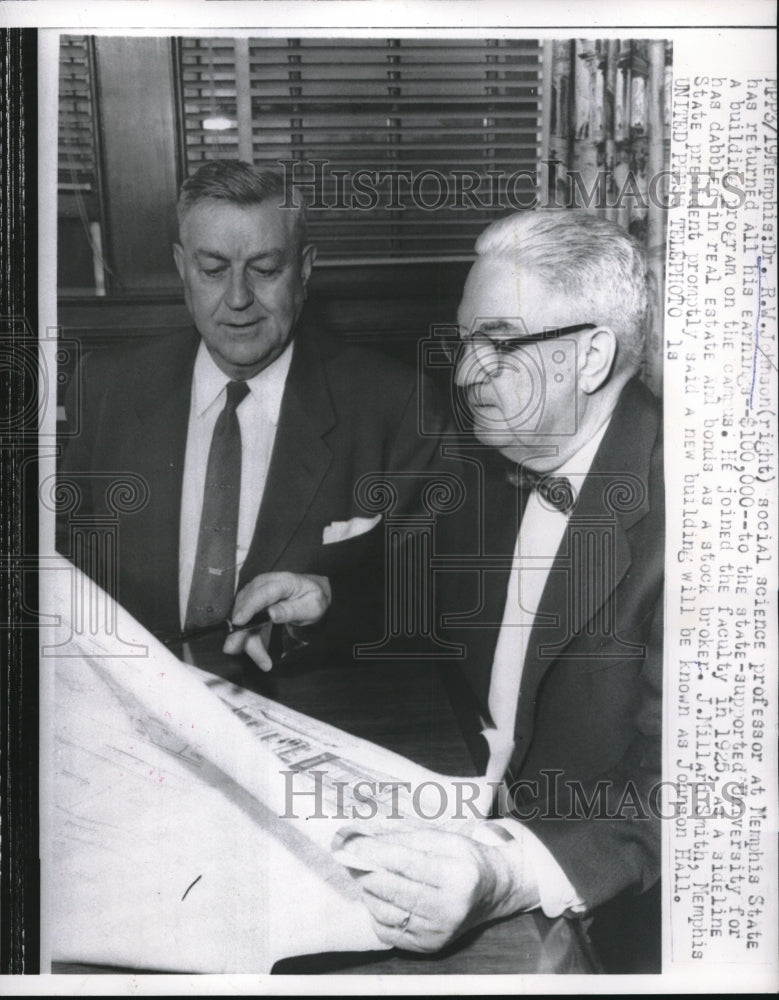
[472,319,524,337]
[193,248,285,265]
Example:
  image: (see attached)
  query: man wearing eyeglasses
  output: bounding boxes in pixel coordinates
[338,210,663,972]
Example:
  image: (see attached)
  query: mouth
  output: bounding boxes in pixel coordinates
[221,318,264,332]
[464,391,496,412]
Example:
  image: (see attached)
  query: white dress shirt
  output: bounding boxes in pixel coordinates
[178,341,293,627]
[481,418,612,917]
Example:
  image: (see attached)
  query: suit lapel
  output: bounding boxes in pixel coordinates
[511,378,660,763]
[444,449,526,717]
[121,332,198,625]
[240,332,336,579]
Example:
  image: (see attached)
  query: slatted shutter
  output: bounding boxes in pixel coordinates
[58,35,98,202]
[58,35,103,292]
[179,37,542,261]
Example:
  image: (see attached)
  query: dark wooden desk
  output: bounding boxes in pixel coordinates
[53,637,596,976]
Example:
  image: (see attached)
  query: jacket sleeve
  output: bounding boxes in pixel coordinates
[520,593,664,908]
[55,353,102,560]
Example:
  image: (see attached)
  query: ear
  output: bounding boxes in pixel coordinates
[300,243,317,289]
[577,327,617,394]
[173,242,185,281]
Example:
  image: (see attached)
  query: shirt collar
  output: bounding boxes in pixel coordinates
[551,417,611,502]
[192,339,294,424]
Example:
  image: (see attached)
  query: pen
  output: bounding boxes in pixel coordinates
[153,608,272,648]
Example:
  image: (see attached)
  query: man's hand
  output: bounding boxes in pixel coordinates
[223,571,331,671]
[332,824,539,953]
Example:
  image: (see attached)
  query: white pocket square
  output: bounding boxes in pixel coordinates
[322,514,382,545]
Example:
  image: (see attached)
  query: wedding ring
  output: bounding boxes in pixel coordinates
[399,911,411,931]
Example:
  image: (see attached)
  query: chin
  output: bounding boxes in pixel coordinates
[228,336,280,364]
[471,423,515,449]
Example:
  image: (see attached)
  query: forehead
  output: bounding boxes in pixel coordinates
[179,198,296,256]
[458,257,567,332]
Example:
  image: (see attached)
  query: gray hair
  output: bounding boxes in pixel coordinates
[475,210,648,374]
[177,159,308,252]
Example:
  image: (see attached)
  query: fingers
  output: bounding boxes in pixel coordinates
[333,825,503,952]
[333,815,429,846]
[222,627,273,671]
[358,892,409,930]
[360,880,450,954]
[333,833,446,886]
[369,918,429,953]
[270,580,330,626]
[222,628,245,656]
[361,868,431,913]
[222,571,331,669]
[360,860,474,929]
[358,882,441,953]
[230,573,297,626]
[337,823,477,860]
[230,572,332,628]
[332,821,427,872]
[242,632,274,672]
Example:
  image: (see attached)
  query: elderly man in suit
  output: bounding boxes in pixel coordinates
[58,160,448,668]
[337,210,663,969]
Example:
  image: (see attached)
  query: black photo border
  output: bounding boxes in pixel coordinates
[1,26,41,976]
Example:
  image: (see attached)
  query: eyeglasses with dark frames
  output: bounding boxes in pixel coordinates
[458,321,598,372]
[462,321,597,352]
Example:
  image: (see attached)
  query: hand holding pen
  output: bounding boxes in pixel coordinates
[154,607,273,648]
[222,571,332,672]
[157,571,332,670]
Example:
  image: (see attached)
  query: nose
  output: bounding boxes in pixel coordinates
[224,267,254,311]
[454,338,491,387]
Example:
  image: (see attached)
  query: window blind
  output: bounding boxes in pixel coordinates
[179,37,542,260]
[58,35,98,201]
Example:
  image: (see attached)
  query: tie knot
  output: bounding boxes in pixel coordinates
[507,465,576,514]
[225,379,250,410]
[536,474,575,514]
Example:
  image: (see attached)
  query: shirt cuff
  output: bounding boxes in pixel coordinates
[492,818,587,918]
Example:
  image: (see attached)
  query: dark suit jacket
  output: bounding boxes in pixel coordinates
[58,320,452,647]
[437,377,664,912]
